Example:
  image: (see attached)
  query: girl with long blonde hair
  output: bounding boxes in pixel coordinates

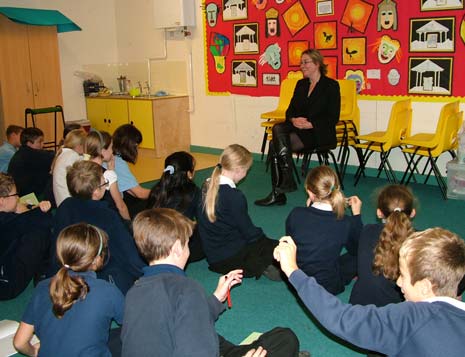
[14,223,124,357]
[197,144,282,280]
[286,165,363,294]
[52,128,87,206]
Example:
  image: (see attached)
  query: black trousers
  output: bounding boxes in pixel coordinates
[208,237,278,278]
[219,327,300,357]
[0,230,50,300]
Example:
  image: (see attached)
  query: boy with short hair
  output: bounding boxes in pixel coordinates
[274,228,465,357]
[8,127,54,197]
[49,160,145,294]
[123,208,301,357]
[0,125,23,173]
[0,173,52,300]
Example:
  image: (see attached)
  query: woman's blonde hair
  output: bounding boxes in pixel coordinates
[372,185,415,280]
[203,144,252,222]
[85,130,112,159]
[49,223,108,318]
[305,165,345,219]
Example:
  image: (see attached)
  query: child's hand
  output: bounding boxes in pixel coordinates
[213,269,243,302]
[273,236,299,278]
[33,342,40,357]
[346,195,362,215]
[38,201,51,212]
[243,346,267,356]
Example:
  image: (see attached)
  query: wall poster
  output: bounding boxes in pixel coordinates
[203,0,465,98]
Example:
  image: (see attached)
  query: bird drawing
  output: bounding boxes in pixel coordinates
[345,47,358,59]
[323,31,333,43]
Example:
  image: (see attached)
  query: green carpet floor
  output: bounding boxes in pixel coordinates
[3,159,465,356]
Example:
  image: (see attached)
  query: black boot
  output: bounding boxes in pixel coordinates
[255,154,287,206]
[274,136,297,194]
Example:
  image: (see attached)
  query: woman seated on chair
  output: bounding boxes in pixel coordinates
[255,49,341,206]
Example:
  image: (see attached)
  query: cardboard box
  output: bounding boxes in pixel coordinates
[447,159,465,200]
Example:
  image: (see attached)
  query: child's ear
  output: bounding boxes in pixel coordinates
[410,208,416,218]
[417,278,435,298]
[376,208,384,219]
[172,239,183,258]
[91,188,100,200]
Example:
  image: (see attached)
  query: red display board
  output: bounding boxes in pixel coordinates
[203,0,465,98]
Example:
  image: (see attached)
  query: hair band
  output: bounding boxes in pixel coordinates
[94,130,104,146]
[163,165,175,175]
[63,264,70,269]
[393,207,402,212]
[95,227,104,257]
[216,163,222,169]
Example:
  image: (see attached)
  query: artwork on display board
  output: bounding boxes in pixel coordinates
[314,21,337,50]
[282,1,310,36]
[232,60,258,87]
[409,17,455,52]
[316,0,334,16]
[325,57,338,79]
[288,41,309,66]
[341,0,374,33]
[342,37,367,65]
[234,23,260,54]
[420,0,464,12]
[222,0,248,21]
[206,3,220,27]
[377,0,398,31]
[203,1,465,97]
[262,73,280,86]
[259,43,282,70]
[408,57,453,95]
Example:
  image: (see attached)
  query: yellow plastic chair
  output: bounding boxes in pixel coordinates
[336,79,361,178]
[259,71,303,160]
[401,109,463,199]
[354,99,412,185]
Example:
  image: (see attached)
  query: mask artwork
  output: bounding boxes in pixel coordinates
[371,35,401,64]
[206,3,219,28]
[209,33,230,74]
[377,0,397,31]
[259,44,282,70]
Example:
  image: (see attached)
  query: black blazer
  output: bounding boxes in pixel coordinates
[285,76,341,149]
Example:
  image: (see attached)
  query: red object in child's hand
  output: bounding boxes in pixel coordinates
[227,289,232,308]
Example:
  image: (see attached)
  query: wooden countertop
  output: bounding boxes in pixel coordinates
[86,94,188,100]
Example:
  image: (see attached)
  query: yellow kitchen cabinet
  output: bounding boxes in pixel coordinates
[86,98,128,134]
[86,96,190,157]
[0,14,63,143]
[128,100,155,149]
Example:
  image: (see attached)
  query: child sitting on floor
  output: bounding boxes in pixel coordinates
[274,227,465,357]
[14,223,124,357]
[350,184,416,306]
[8,127,54,198]
[49,160,145,294]
[0,173,52,300]
[122,208,301,357]
[197,144,281,281]
[85,130,130,221]
[147,151,204,262]
[285,165,362,294]
[52,129,87,206]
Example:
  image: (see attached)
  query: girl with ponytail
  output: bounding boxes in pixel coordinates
[197,144,282,281]
[14,223,124,357]
[350,184,416,306]
[286,165,363,294]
